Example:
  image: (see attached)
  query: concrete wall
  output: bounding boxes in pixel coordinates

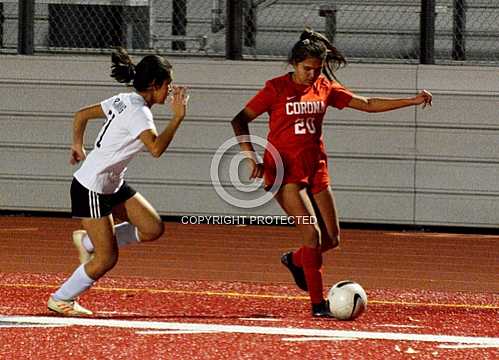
[0,55,498,227]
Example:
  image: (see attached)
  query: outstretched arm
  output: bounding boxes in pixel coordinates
[71,104,105,165]
[346,90,432,113]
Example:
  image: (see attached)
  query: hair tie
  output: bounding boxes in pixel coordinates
[302,39,311,45]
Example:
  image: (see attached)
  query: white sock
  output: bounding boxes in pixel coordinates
[81,222,140,253]
[52,264,95,301]
[115,222,141,247]
[82,233,94,252]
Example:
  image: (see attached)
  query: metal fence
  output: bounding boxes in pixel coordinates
[1,0,498,65]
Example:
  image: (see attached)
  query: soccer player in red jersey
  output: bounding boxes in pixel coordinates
[231,29,432,317]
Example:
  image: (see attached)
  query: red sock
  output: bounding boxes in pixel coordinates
[301,246,324,304]
[292,247,304,267]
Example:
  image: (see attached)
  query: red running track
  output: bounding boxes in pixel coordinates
[0,216,498,359]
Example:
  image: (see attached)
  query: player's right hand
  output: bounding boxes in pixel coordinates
[70,144,86,165]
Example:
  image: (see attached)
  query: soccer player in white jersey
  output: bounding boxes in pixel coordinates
[47,48,189,316]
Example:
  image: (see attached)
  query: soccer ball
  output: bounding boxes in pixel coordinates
[327,280,368,320]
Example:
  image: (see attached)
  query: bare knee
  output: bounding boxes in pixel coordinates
[139,221,164,242]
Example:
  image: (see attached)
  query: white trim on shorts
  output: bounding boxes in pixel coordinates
[88,190,101,218]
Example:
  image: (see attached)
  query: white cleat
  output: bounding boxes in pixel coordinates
[72,230,93,264]
[47,296,93,316]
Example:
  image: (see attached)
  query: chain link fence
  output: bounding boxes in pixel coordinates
[436,0,499,64]
[1,0,497,65]
[242,1,422,61]
[241,0,499,65]
[1,0,16,52]
[1,0,221,55]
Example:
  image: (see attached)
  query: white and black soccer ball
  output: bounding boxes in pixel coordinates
[327,280,368,320]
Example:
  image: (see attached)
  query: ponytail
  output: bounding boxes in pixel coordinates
[111,47,136,84]
[110,47,173,92]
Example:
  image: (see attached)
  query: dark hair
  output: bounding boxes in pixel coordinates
[110,47,173,91]
[288,28,347,81]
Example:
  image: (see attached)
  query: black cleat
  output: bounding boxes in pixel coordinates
[280,251,308,291]
[312,299,334,318]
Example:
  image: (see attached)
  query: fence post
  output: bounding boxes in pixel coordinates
[0,3,3,49]
[319,5,337,43]
[226,0,243,59]
[18,0,35,54]
[172,0,186,50]
[211,0,224,33]
[452,0,466,60]
[243,0,256,47]
[420,0,435,64]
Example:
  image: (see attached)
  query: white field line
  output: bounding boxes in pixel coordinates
[0,315,498,346]
[438,344,499,349]
[281,337,359,342]
[136,330,219,335]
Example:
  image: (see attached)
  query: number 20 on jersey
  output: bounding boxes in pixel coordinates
[294,117,316,134]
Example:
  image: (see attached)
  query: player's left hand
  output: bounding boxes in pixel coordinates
[415,89,433,108]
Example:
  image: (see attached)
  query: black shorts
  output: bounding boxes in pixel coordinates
[71,178,137,219]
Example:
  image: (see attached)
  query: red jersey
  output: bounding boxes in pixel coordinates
[246,73,353,193]
[246,73,353,150]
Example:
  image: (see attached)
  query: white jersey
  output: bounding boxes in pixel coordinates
[74,92,156,194]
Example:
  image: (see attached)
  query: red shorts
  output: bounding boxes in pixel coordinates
[263,144,330,194]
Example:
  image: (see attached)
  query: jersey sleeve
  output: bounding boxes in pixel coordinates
[327,82,354,109]
[100,95,117,117]
[245,80,277,115]
[128,108,156,139]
